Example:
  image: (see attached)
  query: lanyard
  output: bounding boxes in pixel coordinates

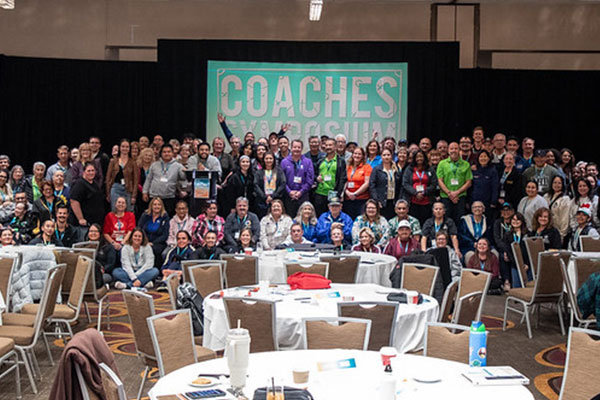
[472,216,483,239]
[54,188,64,198]
[176,247,187,257]
[350,167,358,181]
[208,251,216,260]
[264,170,275,186]
[479,261,486,271]
[240,173,246,185]
[573,227,583,248]
[502,222,511,233]
[535,167,545,178]
[323,158,336,175]
[401,240,409,254]
[415,169,425,183]
[206,219,214,231]
[134,250,140,265]
[43,199,54,214]
[237,215,247,227]
[500,170,510,185]
[450,162,459,177]
[55,228,65,241]
[176,218,186,231]
[513,233,521,243]
[161,161,171,175]
[434,221,442,233]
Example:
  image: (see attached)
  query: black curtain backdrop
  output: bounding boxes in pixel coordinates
[157,39,460,146]
[2,40,600,170]
[0,55,157,171]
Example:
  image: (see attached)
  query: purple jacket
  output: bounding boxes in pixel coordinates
[280,155,314,195]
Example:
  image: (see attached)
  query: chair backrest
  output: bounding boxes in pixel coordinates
[164,274,180,310]
[559,260,587,324]
[223,297,277,353]
[510,241,529,288]
[41,263,67,322]
[580,235,600,252]
[573,257,600,292]
[73,241,100,251]
[302,317,371,351]
[424,322,470,363]
[122,290,156,360]
[66,256,93,312]
[338,302,398,350]
[559,327,600,400]
[438,280,459,322]
[220,255,258,288]
[285,262,329,279]
[99,363,127,400]
[181,260,226,283]
[74,363,101,400]
[453,291,483,326]
[400,263,439,296]
[319,255,360,284]
[147,309,198,377]
[531,252,565,301]
[0,254,19,306]
[524,237,545,279]
[189,263,224,298]
[55,247,96,295]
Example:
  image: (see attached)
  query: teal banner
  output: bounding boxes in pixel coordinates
[206,60,408,147]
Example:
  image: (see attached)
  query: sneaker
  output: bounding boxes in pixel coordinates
[144,281,154,289]
[115,281,127,290]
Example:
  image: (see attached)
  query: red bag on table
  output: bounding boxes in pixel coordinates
[287,272,332,290]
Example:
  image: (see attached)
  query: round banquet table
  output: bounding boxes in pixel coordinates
[148,349,535,400]
[254,250,398,287]
[203,283,439,353]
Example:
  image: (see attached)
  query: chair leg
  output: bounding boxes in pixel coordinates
[557,301,566,336]
[84,302,92,323]
[42,332,54,366]
[523,304,532,339]
[137,366,149,400]
[16,348,37,394]
[97,299,104,331]
[29,349,41,380]
[106,299,111,329]
[14,353,21,400]
[502,298,510,331]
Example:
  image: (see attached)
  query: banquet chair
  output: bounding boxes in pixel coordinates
[524,237,545,279]
[510,242,534,288]
[220,255,258,288]
[302,317,371,351]
[400,264,439,296]
[223,297,278,352]
[456,270,491,322]
[285,262,329,279]
[559,260,596,329]
[74,363,101,400]
[573,256,600,292]
[452,291,483,326]
[122,290,158,400]
[181,260,226,284]
[0,264,66,394]
[189,263,224,298]
[147,309,217,377]
[338,302,398,350]
[438,280,459,322]
[423,322,470,363]
[73,241,100,251]
[0,253,19,309]
[99,363,127,400]
[0,337,21,399]
[503,251,566,339]
[319,255,360,283]
[53,247,96,296]
[165,273,180,310]
[558,327,600,400]
[580,235,600,252]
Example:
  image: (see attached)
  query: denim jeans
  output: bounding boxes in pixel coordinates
[511,266,533,288]
[112,267,159,288]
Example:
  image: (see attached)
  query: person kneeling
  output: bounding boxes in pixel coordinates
[113,228,158,290]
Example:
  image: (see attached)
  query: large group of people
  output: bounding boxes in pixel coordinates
[1,121,599,298]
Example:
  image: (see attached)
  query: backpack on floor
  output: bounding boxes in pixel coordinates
[176,282,204,336]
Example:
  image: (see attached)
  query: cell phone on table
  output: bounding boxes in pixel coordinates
[183,389,227,399]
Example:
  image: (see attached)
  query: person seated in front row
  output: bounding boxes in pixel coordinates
[383,220,419,260]
[526,207,562,250]
[223,196,260,253]
[260,199,293,250]
[138,197,170,268]
[293,201,318,243]
[54,204,77,247]
[194,230,225,260]
[568,206,600,252]
[315,196,353,244]
[280,222,312,247]
[427,230,462,284]
[351,199,390,249]
[0,227,15,247]
[465,238,503,294]
[30,219,64,246]
[113,228,158,290]
[330,224,350,251]
[421,201,460,257]
[166,200,195,248]
[191,201,225,248]
[232,227,256,254]
[457,200,492,255]
[161,230,196,280]
[352,227,381,253]
[387,199,422,243]
[86,223,114,287]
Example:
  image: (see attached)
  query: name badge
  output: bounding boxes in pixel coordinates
[234,232,240,240]
[416,184,425,192]
[499,190,506,198]
[116,234,124,242]
[120,179,125,185]
[348,182,355,189]
[450,178,459,186]
[160,177,169,183]
[293,176,302,184]
[324,175,332,182]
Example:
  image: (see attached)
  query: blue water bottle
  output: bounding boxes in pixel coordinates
[469,321,487,367]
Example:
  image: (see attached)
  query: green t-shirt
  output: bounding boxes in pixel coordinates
[316,156,338,196]
[436,157,473,198]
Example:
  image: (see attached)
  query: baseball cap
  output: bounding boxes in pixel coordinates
[329,196,342,206]
[397,220,412,230]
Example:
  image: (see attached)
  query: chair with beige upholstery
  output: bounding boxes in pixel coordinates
[524,236,546,279]
[452,291,484,326]
[302,317,371,351]
[423,322,470,363]
[189,263,224,298]
[122,290,157,400]
[74,363,101,400]
[0,253,19,309]
[223,298,278,353]
[181,260,226,284]
[220,255,258,288]
[165,273,180,310]
[580,235,600,252]
[573,256,600,292]
[558,327,600,400]
[338,302,398,350]
[559,260,596,329]
[53,247,95,296]
[285,262,329,279]
[73,241,100,251]
[99,363,127,400]
[318,255,360,283]
[0,337,20,399]
[503,251,566,338]
[456,269,491,322]
[83,258,110,331]
[400,263,439,296]
[0,264,66,394]
[438,280,459,322]
[510,242,534,288]
[147,309,217,377]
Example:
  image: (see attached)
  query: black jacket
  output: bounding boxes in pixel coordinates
[498,168,523,208]
[369,165,403,208]
[253,167,287,210]
[402,165,438,204]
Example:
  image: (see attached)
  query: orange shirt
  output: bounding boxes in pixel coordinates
[346,163,372,200]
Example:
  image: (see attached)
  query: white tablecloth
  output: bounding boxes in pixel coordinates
[149,349,534,400]
[566,252,600,291]
[203,283,439,353]
[255,250,398,287]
